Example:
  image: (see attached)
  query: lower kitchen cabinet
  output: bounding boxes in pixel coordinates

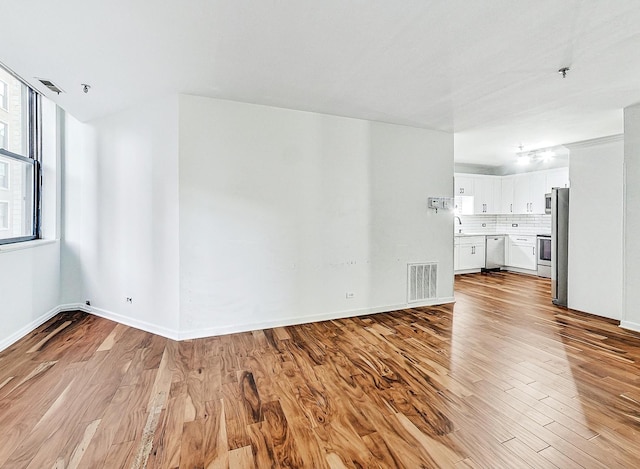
[455,236,486,272]
[507,235,537,271]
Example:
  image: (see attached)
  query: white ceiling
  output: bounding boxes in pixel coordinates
[1,0,639,165]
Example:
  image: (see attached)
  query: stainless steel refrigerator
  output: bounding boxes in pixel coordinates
[552,187,569,306]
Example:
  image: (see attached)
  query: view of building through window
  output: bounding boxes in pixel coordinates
[0,67,33,241]
[0,121,7,148]
[0,79,7,109]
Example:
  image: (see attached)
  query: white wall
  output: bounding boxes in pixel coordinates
[0,98,61,350]
[59,112,94,305]
[15,93,453,346]
[63,96,180,336]
[567,136,623,320]
[178,96,454,337]
[0,243,61,349]
[623,104,640,331]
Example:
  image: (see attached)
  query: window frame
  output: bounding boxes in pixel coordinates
[0,159,8,190]
[0,120,7,149]
[0,79,41,245]
[0,148,39,244]
[0,200,8,230]
[0,79,7,110]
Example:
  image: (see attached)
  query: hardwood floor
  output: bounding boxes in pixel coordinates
[1,272,640,468]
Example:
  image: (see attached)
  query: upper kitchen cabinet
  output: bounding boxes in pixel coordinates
[473,175,502,214]
[501,176,515,214]
[513,172,546,214]
[454,175,475,196]
[545,167,570,192]
[455,168,564,215]
[529,172,547,213]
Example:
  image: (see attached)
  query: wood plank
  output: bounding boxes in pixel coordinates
[1,274,640,467]
[228,445,254,469]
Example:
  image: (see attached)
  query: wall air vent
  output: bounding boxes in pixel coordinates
[408,262,437,303]
[36,78,63,95]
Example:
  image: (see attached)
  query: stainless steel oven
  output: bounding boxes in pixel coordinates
[537,234,551,278]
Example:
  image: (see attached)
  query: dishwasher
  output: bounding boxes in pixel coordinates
[484,235,505,272]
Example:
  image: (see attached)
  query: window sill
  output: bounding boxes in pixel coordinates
[0,238,58,253]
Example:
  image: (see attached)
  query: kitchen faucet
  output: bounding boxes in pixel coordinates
[454,215,462,233]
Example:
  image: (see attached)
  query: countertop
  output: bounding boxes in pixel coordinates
[455,232,507,237]
[454,232,539,237]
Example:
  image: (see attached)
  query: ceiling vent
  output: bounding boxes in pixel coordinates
[36,79,63,95]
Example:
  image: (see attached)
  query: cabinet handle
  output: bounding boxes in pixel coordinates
[510,203,512,213]
[532,247,535,255]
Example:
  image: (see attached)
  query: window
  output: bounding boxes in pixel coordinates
[0,80,7,110]
[0,121,7,149]
[0,65,40,245]
[0,201,7,230]
[0,160,7,189]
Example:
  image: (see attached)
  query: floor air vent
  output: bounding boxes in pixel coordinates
[408,262,437,303]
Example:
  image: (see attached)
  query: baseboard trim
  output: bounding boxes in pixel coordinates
[0,305,62,352]
[59,302,91,313]
[2,296,456,350]
[503,267,539,276]
[179,296,456,340]
[86,306,180,341]
[620,320,640,334]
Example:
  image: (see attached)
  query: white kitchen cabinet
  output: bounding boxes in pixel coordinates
[545,167,570,192]
[454,175,475,197]
[507,235,537,270]
[473,175,502,214]
[456,168,566,215]
[501,176,515,214]
[529,172,546,214]
[513,174,530,214]
[513,172,546,214]
[455,236,486,272]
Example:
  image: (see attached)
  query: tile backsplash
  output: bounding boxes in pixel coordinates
[455,214,551,236]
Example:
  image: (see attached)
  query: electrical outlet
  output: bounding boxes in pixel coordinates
[346,292,355,299]
[126,297,133,303]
